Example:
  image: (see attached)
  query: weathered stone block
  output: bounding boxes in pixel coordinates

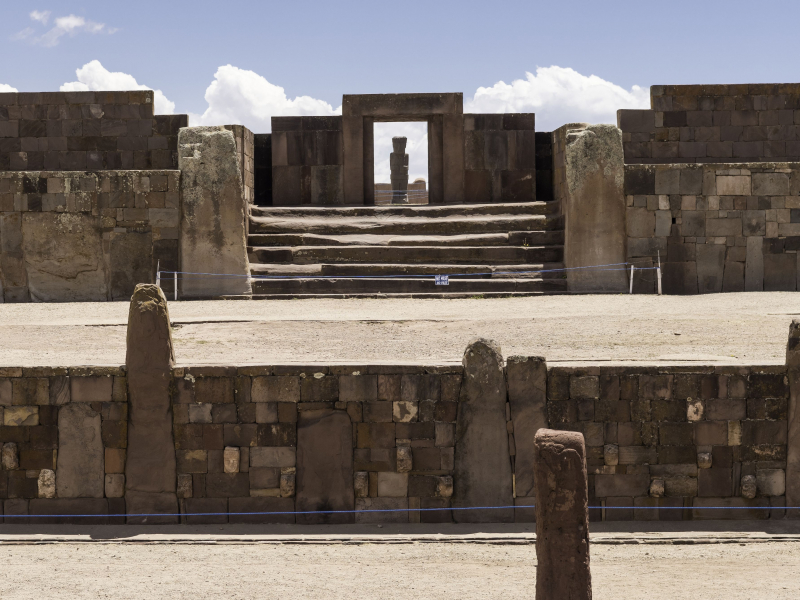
[452,339,513,523]
[56,403,104,498]
[698,468,732,497]
[250,446,295,468]
[757,469,785,496]
[296,409,354,524]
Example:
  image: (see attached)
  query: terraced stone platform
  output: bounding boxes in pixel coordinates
[246,201,566,297]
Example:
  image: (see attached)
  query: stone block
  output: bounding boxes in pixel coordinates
[206,473,249,497]
[195,377,234,404]
[655,169,680,195]
[179,127,251,297]
[705,398,746,421]
[296,409,354,524]
[595,474,649,497]
[696,244,726,293]
[435,422,455,447]
[694,421,728,446]
[378,472,408,497]
[255,403,278,424]
[626,207,655,237]
[228,496,295,524]
[618,446,657,464]
[698,468,732,497]
[692,497,769,520]
[355,497,408,524]
[662,262,698,294]
[757,469,785,496]
[717,175,751,196]
[28,498,110,525]
[393,401,418,423]
[339,375,378,402]
[3,406,38,426]
[752,172,790,195]
[56,403,104,498]
[722,261,745,292]
[184,498,228,524]
[105,474,125,498]
[452,339,513,523]
[763,253,796,291]
[664,476,698,497]
[741,420,787,445]
[250,446,296,468]
[356,422,396,448]
[570,376,599,400]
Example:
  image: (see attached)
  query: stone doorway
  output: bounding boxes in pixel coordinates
[372,122,429,205]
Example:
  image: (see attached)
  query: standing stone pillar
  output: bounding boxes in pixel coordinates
[507,355,548,520]
[179,126,252,298]
[452,338,514,522]
[533,429,591,600]
[786,320,800,518]
[390,137,409,204]
[563,124,628,293]
[125,284,178,523]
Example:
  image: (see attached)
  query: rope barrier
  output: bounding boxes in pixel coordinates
[2,505,793,519]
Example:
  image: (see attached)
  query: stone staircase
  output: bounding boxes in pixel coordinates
[245,201,566,297]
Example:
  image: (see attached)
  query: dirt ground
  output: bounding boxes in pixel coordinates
[0,538,797,599]
[0,292,798,366]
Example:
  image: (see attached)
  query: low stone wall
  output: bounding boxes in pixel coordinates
[550,365,788,520]
[0,366,128,523]
[625,162,800,293]
[0,170,179,302]
[2,354,795,523]
[171,365,462,524]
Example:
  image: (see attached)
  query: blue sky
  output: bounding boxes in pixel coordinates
[2,0,799,180]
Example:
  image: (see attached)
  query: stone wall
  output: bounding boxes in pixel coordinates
[0,366,129,523]
[271,116,343,206]
[171,365,462,523]
[463,114,536,203]
[0,170,179,302]
[549,365,788,520]
[223,125,255,207]
[625,163,800,294]
[0,91,187,171]
[619,84,800,165]
[3,354,793,523]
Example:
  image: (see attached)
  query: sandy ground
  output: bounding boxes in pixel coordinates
[0,528,798,599]
[0,293,798,366]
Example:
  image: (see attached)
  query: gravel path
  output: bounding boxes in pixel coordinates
[0,293,798,366]
[0,540,797,599]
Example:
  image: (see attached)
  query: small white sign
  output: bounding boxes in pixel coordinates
[435,275,449,286]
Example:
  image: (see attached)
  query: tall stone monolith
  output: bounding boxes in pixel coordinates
[125,284,178,523]
[563,124,627,293]
[533,429,591,600]
[179,126,252,298]
[786,320,800,518]
[390,136,409,204]
[452,338,513,522]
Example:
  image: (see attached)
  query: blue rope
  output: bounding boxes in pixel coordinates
[1,505,792,519]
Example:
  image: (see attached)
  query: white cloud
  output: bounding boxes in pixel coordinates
[466,66,649,131]
[14,12,116,47]
[30,10,51,24]
[189,65,340,132]
[0,84,19,93]
[60,60,175,114]
[373,123,428,184]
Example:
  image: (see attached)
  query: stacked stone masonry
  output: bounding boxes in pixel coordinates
[625,163,800,293]
[549,366,789,520]
[171,365,463,524]
[0,91,187,171]
[0,170,179,302]
[2,358,793,523]
[0,367,128,523]
[619,84,800,165]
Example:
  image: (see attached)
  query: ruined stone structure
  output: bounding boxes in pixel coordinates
[1,84,800,300]
[389,137,409,204]
[0,295,796,523]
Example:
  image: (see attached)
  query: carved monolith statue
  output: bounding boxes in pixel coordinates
[390,137,409,204]
[533,428,592,600]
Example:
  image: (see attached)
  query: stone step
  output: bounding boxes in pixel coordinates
[248,245,564,265]
[249,262,567,279]
[250,200,560,219]
[249,214,563,236]
[249,276,568,295]
[246,230,565,248]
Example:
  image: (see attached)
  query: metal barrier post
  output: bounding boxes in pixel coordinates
[657,251,663,295]
[155,260,161,290]
[629,265,634,294]
[174,272,178,301]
